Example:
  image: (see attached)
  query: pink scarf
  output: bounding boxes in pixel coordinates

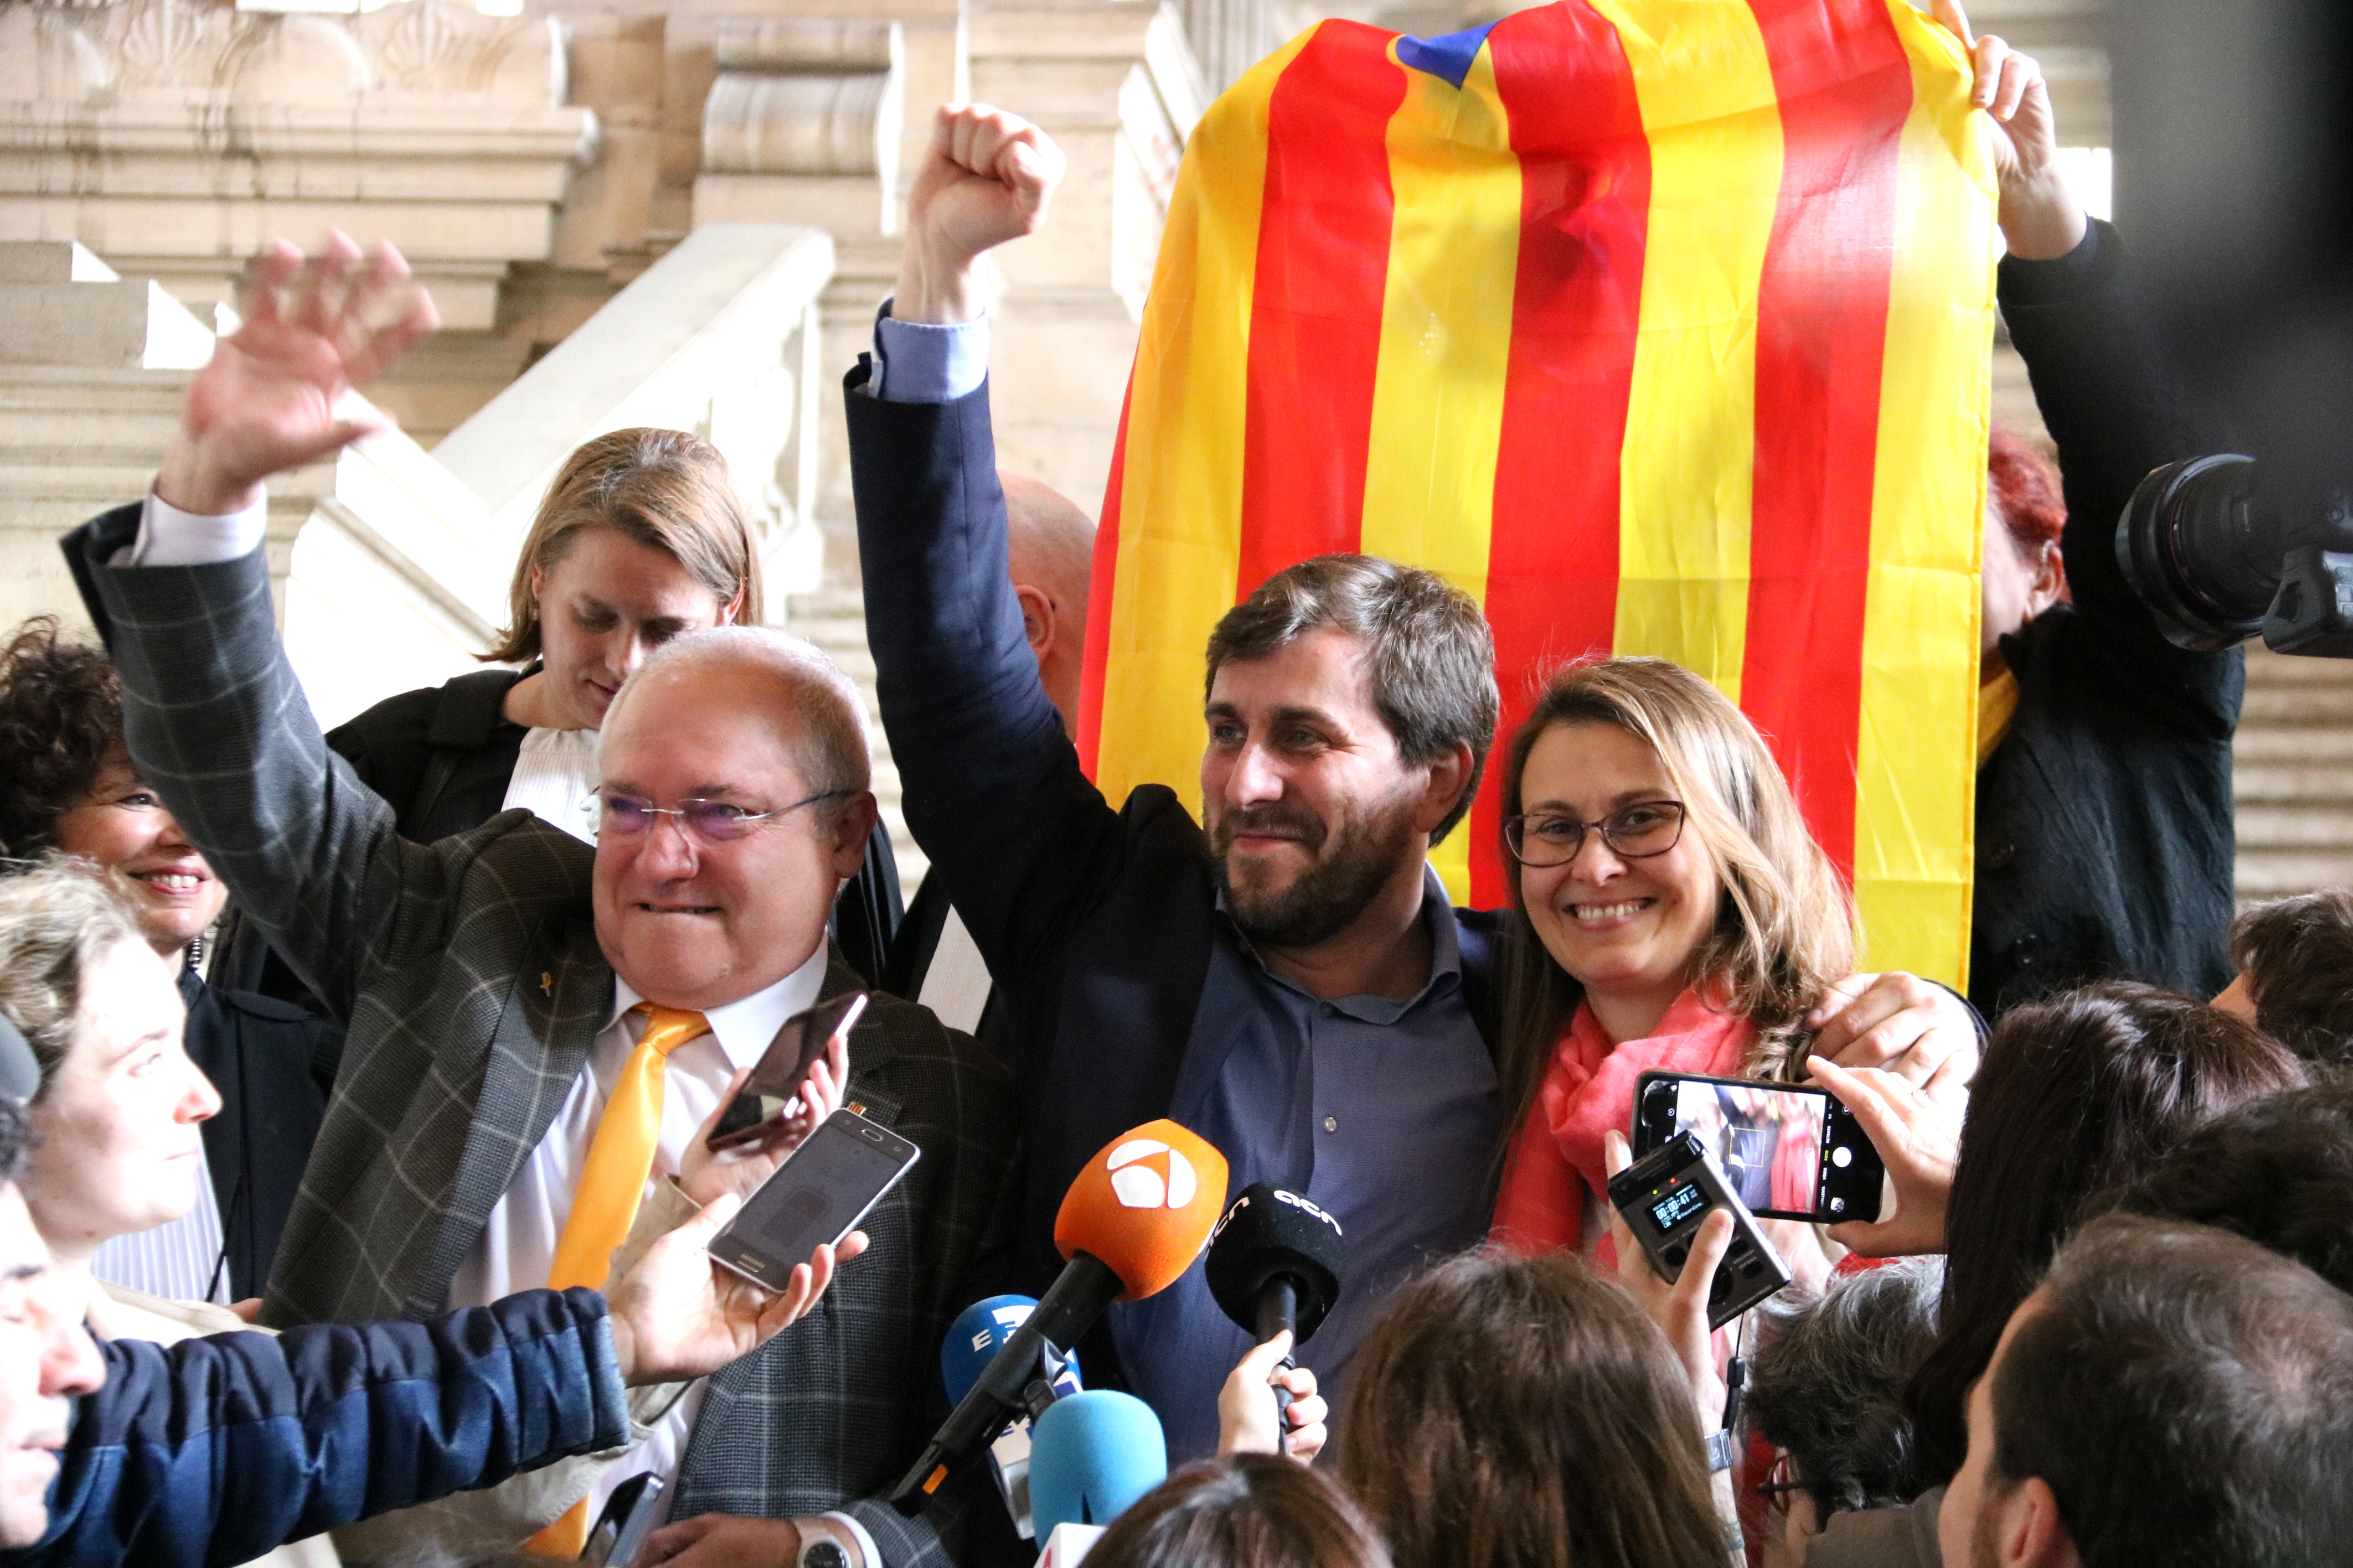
[1490,989,1756,1259]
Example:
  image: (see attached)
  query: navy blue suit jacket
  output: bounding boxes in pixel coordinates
[845,367,1504,1343]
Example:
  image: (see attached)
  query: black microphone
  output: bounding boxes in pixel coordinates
[1204,1184,1346,1414]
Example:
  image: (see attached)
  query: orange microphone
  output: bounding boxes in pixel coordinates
[888,1120,1229,1514]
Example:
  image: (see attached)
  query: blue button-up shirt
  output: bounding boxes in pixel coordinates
[1108,867,1500,1461]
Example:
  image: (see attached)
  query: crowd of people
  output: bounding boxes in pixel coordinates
[1,5,2350,1568]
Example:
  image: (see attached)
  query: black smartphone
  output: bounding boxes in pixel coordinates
[706,992,869,1152]
[1632,1069,1885,1223]
[708,1108,920,1291]
[579,1472,663,1567]
[1606,1132,1793,1331]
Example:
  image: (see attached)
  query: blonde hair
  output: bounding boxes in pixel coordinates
[0,856,148,1091]
[1495,657,1855,1142]
[486,428,763,664]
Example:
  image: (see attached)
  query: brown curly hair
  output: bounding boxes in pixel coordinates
[0,617,126,861]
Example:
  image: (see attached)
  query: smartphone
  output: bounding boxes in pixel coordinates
[708,1108,920,1291]
[579,1472,662,1567]
[1606,1132,1792,1331]
[707,992,869,1152]
[1632,1069,1886,1223]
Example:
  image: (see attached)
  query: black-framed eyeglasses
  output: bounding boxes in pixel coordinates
[1503,799,1686,867]
[601,790,852,844]
[1754,1452,1807,1508]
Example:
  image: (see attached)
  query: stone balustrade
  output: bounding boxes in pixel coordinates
[432,220,835,596]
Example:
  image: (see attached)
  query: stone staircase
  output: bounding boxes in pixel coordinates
[2233,644,2353,899]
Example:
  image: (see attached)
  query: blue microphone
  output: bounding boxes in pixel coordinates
[1028,1390,1168,1535]
[942,1295,1081,1405]
[940,1297,1084,1540]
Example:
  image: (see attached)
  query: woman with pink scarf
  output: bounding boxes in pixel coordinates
[1487,657,1966,1269]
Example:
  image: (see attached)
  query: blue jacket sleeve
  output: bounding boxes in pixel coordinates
[22,1288,629,1568]
[845,368,1135,1027]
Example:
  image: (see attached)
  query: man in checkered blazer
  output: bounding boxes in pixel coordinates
[63,236,1021,1568]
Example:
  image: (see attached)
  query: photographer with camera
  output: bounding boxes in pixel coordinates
[1950,0,2245,1019]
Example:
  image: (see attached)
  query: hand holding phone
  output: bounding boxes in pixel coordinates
[709,1108,921,1293]
[1806,1057,1959,1256]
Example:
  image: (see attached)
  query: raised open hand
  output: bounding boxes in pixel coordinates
[894,104,1067,325]
[603,1191,866,1386]
[1929,0,2084,261]
[154,233,438,516]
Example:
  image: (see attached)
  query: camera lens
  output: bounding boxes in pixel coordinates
[2115,454,2271,650]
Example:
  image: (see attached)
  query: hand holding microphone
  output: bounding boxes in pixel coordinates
[1204,1183,1346,1429]
[1216,1331,1327,1463]
[887,1120,1229,1514]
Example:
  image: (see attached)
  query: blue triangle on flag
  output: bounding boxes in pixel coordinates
[1396,20,1501,90]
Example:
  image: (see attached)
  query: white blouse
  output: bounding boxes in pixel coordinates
[503,726,601,845]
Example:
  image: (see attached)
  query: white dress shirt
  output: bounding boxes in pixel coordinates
[446,940,831,1529]
[504,726,601,845]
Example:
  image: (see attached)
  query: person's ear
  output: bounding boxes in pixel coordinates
[1994,1476,2082,1568]
[529,564,546,604]
[825,793,881,880]
[721,580,747,627]
[1014,583,1055,659]
[2030,540,2066,613]
[1411,741,1477,836]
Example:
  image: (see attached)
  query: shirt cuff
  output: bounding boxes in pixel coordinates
[131,488,270,567]
[870,301,988,404]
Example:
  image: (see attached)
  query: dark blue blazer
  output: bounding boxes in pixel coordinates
[20,1287,627,1568]
[845,366,1504,1323]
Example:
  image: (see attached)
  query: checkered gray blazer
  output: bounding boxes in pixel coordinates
[71,508,1023,1564]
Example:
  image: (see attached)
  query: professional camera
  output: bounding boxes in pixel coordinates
[2116,458,2353,657]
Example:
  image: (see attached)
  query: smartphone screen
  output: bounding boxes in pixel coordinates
[709,1109,919,1291]
[1633,1072,1883,1222]
[708,992,868,1151]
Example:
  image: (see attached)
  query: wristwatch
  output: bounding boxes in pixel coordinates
[1705,1430,1740,1473]
[794,1512,879,1568]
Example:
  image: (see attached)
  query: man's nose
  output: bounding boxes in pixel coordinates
[40,1319,103,1399]
[1226,739,1285,806]
[638,809,703,876]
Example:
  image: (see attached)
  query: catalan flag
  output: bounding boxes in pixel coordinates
[1076,0,1996,984]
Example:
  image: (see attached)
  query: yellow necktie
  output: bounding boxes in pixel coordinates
[524,1002,706,1557]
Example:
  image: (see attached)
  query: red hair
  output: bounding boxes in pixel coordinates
[1989,423,2069,602]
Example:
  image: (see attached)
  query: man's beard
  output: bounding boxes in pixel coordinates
[1211,789,1422,950]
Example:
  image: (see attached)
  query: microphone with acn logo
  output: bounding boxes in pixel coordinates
[887,1119,1229,1515]
[1204,1184,1346,1415]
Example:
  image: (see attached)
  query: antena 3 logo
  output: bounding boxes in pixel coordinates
[1105,1137,1199,1210]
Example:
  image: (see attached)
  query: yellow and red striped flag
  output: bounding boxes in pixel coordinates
[1076,0,1996,984]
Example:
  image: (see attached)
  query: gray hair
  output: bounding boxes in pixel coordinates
[0,856,149,1092]
[1746,1257,1944,1518]
[605,626,871,827]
